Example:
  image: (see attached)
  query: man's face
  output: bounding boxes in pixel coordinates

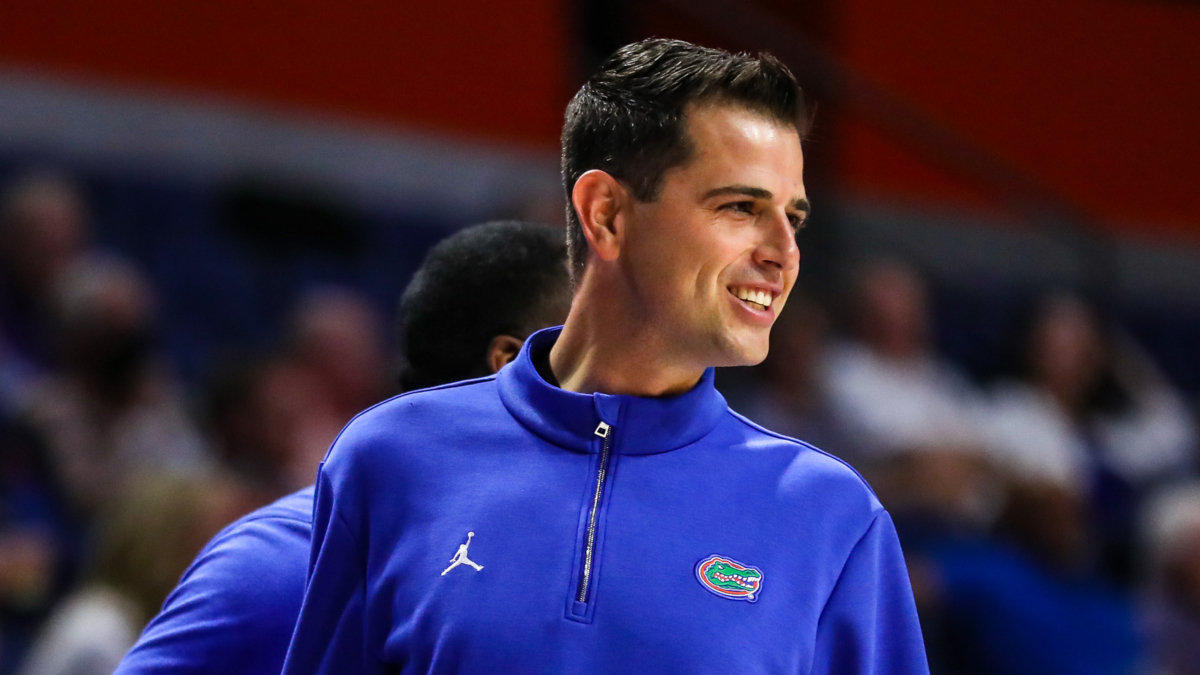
[621,104,806,367]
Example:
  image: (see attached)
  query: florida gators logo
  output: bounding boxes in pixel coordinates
[695,555,763,602]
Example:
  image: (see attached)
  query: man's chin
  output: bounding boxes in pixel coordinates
[711,332,770,368]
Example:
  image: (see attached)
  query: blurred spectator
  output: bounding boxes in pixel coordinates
[1141,483,1200,675]
[205,354,340,497]
[0,172,89,372]
[822,259,997,532]
[979,292,1195,489]
[977,293,1197,582]
[0,420,73,675]
[824,258,983,458]
[20,255,211,517]
[925,478,1145,675]
[287,287,390,423]
[15,474,251,675]
[204,286,388,497]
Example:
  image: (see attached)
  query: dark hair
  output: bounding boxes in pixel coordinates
[1006,292,1131,416]
[396,220,569,392]
[561,38,809,283]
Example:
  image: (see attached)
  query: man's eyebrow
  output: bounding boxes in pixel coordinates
[701,185,772,201]
[702,185,811,214]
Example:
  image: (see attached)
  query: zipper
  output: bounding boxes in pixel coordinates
[576,420,613,603]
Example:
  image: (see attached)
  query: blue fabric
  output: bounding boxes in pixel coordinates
[282,326,929,674]
[112,486,315,675]
[933,538,1143,675]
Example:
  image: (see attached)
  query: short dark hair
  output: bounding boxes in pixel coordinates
[396,220,569,392]
[561,38,809,283]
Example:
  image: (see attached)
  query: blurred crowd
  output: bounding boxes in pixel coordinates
[0,170,393,674]
[0,167,1197,675]
[728,260,1200,675]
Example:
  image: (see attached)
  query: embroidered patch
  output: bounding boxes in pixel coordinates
[695,555,762,602]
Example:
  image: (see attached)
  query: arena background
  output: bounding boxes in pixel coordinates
[0,1,1197,674]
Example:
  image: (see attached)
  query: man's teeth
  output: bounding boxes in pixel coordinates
[734,288,772,308]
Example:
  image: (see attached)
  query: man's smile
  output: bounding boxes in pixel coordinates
[728,285,776,310]
[726,284,782,326]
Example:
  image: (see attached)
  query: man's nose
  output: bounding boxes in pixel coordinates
[753,210,800,271]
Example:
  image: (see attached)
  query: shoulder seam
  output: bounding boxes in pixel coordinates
[229,512,312,527]
[333,505,367,572]
[201,512,312,553]
[814,510,886,629]
[321,374,497,463]
[310,470,369,574]
[351,374,496,420]
[725,409,879,498]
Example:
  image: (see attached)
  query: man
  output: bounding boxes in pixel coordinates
[112,220,571,674]
[283,39,929,674]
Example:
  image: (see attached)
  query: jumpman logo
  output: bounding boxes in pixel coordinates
[441,531,484,576]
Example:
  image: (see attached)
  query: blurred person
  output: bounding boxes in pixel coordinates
[977,293,1196,582]
[1139,483,1200,675]
[20,255,210,517]
[283,40,927,675]
[15,474,248,675]
[288,286,390,422]
[279,287,391,489]
[113,220,571,675]
[923,477,1144,675]
[204,355,336,498]
[0,419,74,675]
[823,259,998,536]
[0,171,89,372]
[0,291,71,672]
[824,258,983,458]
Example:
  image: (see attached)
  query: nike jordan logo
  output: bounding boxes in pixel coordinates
[441,531,484,576]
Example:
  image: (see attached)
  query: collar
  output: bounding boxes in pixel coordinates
[497,326,727,455]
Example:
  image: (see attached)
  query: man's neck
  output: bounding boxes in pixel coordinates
[548,291,705,398]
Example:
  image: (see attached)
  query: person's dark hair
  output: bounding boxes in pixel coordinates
[1005,292,1131,416]
[561,38,810,283]
[396,220,569,392]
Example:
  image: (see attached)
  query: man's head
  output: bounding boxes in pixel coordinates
[561,39,809,368]
[397,220,570,391]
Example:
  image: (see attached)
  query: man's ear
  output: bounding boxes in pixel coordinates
[571,170,627,263]
[487,335,525,374]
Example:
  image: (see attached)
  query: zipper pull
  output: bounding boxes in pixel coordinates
[594,421,610,438]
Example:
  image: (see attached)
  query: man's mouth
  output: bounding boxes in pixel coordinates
[729,286,774,311]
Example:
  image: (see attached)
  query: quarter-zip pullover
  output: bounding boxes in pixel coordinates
[282,326,929,674]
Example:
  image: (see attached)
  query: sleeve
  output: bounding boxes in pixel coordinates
[112,516,310,675]
[281,465,385,675]
[810,511,931,675]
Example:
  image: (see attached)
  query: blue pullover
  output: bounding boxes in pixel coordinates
[283,327,929,674]
[113,487,313,675]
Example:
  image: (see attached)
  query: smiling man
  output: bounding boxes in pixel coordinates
[282,39,928,675]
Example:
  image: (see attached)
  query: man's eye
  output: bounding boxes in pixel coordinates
[722,201,755,215]
[788,214,806,231]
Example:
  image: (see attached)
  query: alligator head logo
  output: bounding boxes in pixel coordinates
[695,555,763,602]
